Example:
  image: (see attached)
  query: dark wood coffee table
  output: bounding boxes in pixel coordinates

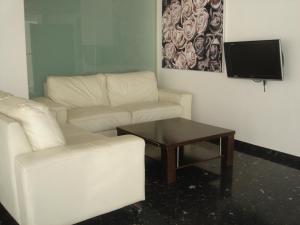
[117,118,235,184]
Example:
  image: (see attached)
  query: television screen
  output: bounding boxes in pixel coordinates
[224,40,283,80]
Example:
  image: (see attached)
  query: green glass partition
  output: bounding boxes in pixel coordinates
[24,0,156,97]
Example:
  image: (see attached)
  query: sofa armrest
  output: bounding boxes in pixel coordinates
[34,97,67,123]
[158,88,192,119]
[15,135,145,225]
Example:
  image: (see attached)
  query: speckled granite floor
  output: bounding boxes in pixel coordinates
[1,143,299,225]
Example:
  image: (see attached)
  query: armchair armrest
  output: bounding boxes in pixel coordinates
[15,135,145,225]
[158,88,192,119]
[34,97,67,123]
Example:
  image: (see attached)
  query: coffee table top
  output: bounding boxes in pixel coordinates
[117,118,235,147]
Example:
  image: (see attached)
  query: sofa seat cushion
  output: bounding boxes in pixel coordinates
[106,71,159,106]
[67,106,131,132]
[121,102,183,123]
[47,74,109,108]
[59,123,108,145]
[0,96,65,151]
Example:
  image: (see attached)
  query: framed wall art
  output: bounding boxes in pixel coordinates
[162,0,224,72]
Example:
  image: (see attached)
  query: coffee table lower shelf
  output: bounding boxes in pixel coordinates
[157,139,234,184]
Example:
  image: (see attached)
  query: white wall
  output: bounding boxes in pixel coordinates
[0,0,29,98]
[157,0,300,157]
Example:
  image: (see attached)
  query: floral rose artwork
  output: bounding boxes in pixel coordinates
[164,42,177,60]
[163,26,173,43]
[181,0,193,22]
[162,7,172,28]
[162,0,223,72]
[184,42,197,68]
[171,27,186,49]
[183,16,197,41]
[193,0,209,10]
[170,1,182,25]
[210,0,222,10]
[193,34,206,60]
[174,52,188,69]
[196,9,209,34]
[209,11,223,34]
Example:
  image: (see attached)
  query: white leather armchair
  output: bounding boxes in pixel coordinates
[0,99,145,225]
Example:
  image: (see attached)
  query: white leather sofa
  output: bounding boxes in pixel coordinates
[35,71,192,135]
[0,91,145,225]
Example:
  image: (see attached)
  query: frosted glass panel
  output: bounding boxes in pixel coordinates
[24,0,156,97]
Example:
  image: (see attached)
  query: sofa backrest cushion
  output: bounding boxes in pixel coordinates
[47,74,109,108]
[106,71,158,106]
[0,96,66,151]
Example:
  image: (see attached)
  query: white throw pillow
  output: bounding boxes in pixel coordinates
[106,71,158,106]
[47,74,109,108]
[0,96,66,151]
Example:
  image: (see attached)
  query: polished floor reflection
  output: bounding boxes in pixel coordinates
[1,143,299,225]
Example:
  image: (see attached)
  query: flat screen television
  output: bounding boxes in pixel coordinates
[224,40,284,80]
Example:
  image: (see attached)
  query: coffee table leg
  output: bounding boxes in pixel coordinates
[221,134,234,167]
[176,146,184,168]
[161,146,176,184]
[220,167,233,197]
